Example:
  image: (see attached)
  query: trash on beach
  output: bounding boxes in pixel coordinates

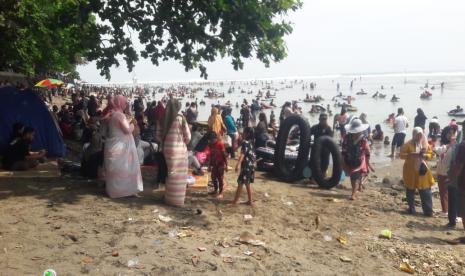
[153,239,163,246]
[191,255,200,266]
[244,214,253,221]
[284,201,294,206]
[111,251,119,257]
[340,256,352,263]
[326,198,342,203]
[323,235,332,242]
[379,229,392,239]
[223,257,234,263]
[264,192,270,198]
[168,229,178,238]
[158,214,173,223]
[248,240,266,246]
[243,251,254,256]
[399,262,415,274]
[220,240,231,248]
[197,247,207,252]
[152,209,159,213]
[238,231,266,246]
[337,235,348,245]
[128,217,134,221]
[177,231,192,238]
[128,258,144,269]
[212,249,221,256]
[81,256,94,264]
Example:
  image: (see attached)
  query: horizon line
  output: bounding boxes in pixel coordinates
[82,69,465,85]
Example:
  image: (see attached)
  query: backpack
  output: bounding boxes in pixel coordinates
[343,134,363,168]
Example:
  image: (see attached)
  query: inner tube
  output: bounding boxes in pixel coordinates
[274,115,311,182]
[310,136,342,189]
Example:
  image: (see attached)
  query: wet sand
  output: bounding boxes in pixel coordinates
[1,159,465,275]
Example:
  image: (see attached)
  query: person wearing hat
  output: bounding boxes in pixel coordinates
[342,118,373,200]
[400,127,435,216]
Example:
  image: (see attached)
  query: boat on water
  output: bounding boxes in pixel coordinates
[448,111,465,117]
[420,91,432,99]
[346,106,358,112]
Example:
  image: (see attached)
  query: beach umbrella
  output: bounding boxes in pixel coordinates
[34,79,64,88]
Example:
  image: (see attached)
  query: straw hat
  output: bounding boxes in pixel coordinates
[345,118,369,134]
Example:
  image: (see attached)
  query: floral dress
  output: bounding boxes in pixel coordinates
[237,140,255,184]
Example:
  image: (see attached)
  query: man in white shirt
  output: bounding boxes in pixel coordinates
[389,107,409,157]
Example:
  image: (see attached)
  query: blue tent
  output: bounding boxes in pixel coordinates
[0,86,66,157]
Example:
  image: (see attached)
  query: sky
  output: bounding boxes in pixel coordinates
[78,0,465,83]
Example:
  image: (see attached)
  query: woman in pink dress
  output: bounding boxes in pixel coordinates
[104,95,143,198]
[158,99,191,206]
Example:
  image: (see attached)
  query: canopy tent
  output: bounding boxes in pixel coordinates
[0,86,66,157]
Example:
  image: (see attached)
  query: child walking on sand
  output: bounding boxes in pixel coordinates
[207,131,228,198]
[233,127,256,205]
[342,118,374,200]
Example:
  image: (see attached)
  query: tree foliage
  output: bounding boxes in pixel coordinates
[0,0,302,79]
[0,0,99,77]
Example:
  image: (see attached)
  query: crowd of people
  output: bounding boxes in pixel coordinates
[2,82,465,232]
[332,104,465,229]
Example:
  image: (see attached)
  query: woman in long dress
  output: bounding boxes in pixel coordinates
[159,99,191,206]
[104,95,143,198]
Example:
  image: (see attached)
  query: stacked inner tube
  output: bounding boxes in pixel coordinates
[274,115,312,182]
[274,115,343,188]
[310,136,342,189]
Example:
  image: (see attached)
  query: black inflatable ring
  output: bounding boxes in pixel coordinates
[310,136,342,189]
[274,115,312,182]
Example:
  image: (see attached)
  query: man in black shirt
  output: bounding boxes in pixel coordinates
[311,113,334,173]
[311,113,334,141]
[2,127,46,170]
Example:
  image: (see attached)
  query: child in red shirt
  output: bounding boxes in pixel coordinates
[207,131,228,198]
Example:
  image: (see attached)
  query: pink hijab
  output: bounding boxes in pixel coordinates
[112,95,127,113]
[102,95,115,120]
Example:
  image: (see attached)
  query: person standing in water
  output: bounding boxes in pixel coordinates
[390,108,409,158]
[414,108,427,131]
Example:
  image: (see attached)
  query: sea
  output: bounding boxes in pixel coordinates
[129,71,465,166]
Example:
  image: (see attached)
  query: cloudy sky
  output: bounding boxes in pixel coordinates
[78,0,465,83]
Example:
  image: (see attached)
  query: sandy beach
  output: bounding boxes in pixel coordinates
[1,157,464,276]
